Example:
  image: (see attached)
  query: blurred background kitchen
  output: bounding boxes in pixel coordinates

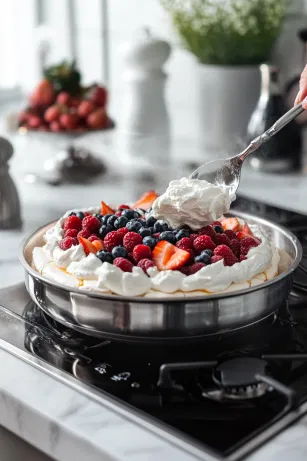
[1,0,307,285]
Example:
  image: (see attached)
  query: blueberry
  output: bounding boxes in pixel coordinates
[143,236,157,249]
[158,231,176,244]
[122,209,138,220]
[112,246,128,259]
[214,225,224,234]
[107,215,118,227]
[196,252,211,264]
[102,213,113,225]
[96,250,113,264]
[146,216,157,227]
[69,212,76,216]
[202,249,213,257]
[114,216,128,229]
[175,229,190,241]
[154,220,168,233]
[139,227,152,238]
[126,220,142,232]
[99,224,113,238]
[76,211,85,220]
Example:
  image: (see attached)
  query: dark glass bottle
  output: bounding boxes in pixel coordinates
[247,64,302,172]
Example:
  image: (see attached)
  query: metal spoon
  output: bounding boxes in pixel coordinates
[190,102,305,196]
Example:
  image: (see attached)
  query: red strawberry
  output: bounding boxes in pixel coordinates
[225,229,238,241]
[78,229,91,240]
[44,105,60,123]
[133,244,152,263]
[59,113,79,130]
[211,255,223,264]
[90,85,108,107]
[113,257,133,273]
[59,237,78,250]
[213,245,238,267]
[63,215,82,232]
[214,233,231,246]
[152,241,190,271]
[230,239,241,258]
[64,229,78,238]
[176,237,192,249]
[193,235,216,253]
[104,231,121,252]
[137,259,155,274]
[56,91,70,105]
[123,232,142,252]
[198,225,216,239]
[132,190,158,210]
[189,262,205,274]
[82,215,101,233]
[91,239,104,252]
[241,237,260,256]
[242,223,253,235]
[78,236,98,255]
[220,217,240,232]
[237,231,261,244]
[100,200,114,215]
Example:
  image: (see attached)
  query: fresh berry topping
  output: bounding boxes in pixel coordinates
[82,215,101,233]
[101,213,113,225]
[212,221,222,227]
[153,233,160,239]
[127,252,135,264]
[183,248,195,264]
[152,241,190,271]
[104,231,122,252]
[63,215,82,232]
[189,233,198,242]
[107,215,117,227]
[179,266,191,275]
[146,216,157,227]
[154,220,169,233]
[189,262,206,274]
[132,190,158,210]
[96,250,113,264]
[115,211,122,217]
[175,229,190,241]
[113,257,133,272]
[126,220,143,232]
[176,237,192,249]
[118,204,130,210]
[114,216,129,229]
[225,229,238,240]
[213,245,238,266]
[78,229,91,239]
[139,227,152,238]
[88,235,100,242]
[242,223,253,235]
[116,227,129,242]
[122,209,139,220]
[76,211,85,220]
[203,249,213,257]
[229,239,241,258]
[241,237,260,256]
[123,232,143,252]
[158,231,176,244]
[100,201,114,215]
[59,237,78,250]
[137,259,155,274]
[78,236,98,255]
[240,255,247,261]
[64,229,78,238]
[214,233,231,246]
[98,224,113,239]
[211,255,223,264]
[198,225,215,239]
[195,252,211,264]
[193,235,216,253]
[133,244,152,263]
[91,239,104,252]
[220,217,240,232]
[143,236,157,249]
[214,225,224,234]
[112,246,128,259]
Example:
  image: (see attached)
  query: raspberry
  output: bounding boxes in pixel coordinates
[64,229,78,238]
[183,248,194,264]
[137,258,155,274]
[193,235,216,253]
[59,237,78,250]
[211,255,223,264]
[118,204,130,210]
[225,229,238,240]
[176,237,192,249]
[214,245,238,267]
[223,253,238,266]
[240,255,247,261]
[153,232,160,239]
[82,215,101,233]
[179,266,191,275]
[241,237,259,256]
[189,262,205,274]
[190,233,198,242]
[133,244,152,263]
[116,227,129,243]
[230,239,241,258]
[127,252,135,264]
[113,257,133,272]
[78,229,91,240]
[123,232,142,252]
[198,225,216,239]
[104,231,121,252]
[212,221,222,227]
[115,211,122,217]
[214,233,230,246]
[88,235,100,242]
[63,215,82,232]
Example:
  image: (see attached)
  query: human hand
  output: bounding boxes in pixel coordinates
[295,64,307,109]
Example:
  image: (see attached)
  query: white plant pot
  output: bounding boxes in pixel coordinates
[197,64,261,158]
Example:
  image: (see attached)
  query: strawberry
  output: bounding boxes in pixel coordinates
[90,85,108,107]
[57,92,70,105]
[193,235,216,253]
[198,225,216,239]
[91,239,104,252]
[100,200,114,215]
[132,191,158,210]
[78,236,98,255]
[242,223,253,235]
[152,241,190,271]
[87,108,108,129]
[44,105,61,123]
[241,237,260,256]
[237,231,261,244]
[220,217,240,232]
[77,100,96,118]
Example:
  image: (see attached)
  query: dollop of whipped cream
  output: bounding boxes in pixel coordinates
[151,177,232,230]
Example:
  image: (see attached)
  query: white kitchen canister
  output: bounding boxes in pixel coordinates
[117,29,172,164]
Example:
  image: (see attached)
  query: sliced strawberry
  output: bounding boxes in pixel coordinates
[100,200,114,215]
[152,240,190,271]
[220,217,240,232]
[92,239,104,252]
[78,236,98,255]
[132,190,158,210]
[237,231,261,244]
[241,223,253,235]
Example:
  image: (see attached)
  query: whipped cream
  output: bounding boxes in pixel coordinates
[151,177,232,230]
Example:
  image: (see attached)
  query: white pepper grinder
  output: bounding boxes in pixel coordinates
[0,138,22,229]
[117,28,172,162]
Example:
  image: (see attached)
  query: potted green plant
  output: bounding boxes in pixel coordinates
[161,0,286,156]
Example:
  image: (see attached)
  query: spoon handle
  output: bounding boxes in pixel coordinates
[239,102,304,162]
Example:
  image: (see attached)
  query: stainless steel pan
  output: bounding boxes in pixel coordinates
[19,212,302,343]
